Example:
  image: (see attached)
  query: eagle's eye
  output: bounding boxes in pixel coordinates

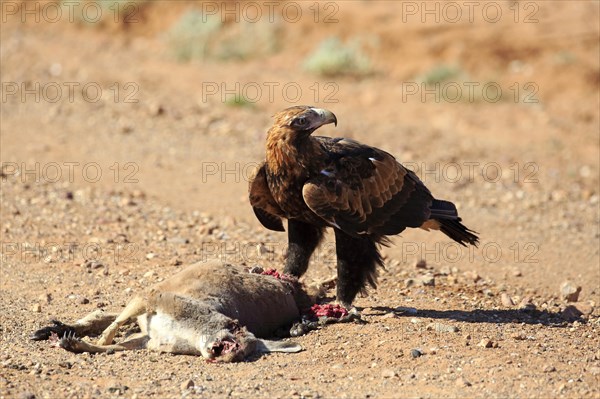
[294,116,308,127]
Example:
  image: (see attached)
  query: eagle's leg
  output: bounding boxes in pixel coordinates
[283,220,324,277]
[334,229,382,309]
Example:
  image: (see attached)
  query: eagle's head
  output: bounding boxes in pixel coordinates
[268,106,337,142]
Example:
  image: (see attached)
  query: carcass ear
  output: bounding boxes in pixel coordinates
[255,339,302,353]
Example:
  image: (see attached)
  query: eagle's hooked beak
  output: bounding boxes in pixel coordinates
[311,108,337,127]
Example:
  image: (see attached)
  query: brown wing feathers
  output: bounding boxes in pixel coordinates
[302,139,433,237]
[249,164,285,232]
[303,136,479,246]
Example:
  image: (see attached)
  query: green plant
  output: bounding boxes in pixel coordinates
[224,95,255,108]
[215,20,281,61]
[419,65,463,85]
[414,64,494,103]
[165,10,222,62]
[166,10,281,63]
[554,51,576,65]
[303,37,373,77]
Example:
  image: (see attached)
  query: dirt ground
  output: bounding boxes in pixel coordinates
[1,1,599,398]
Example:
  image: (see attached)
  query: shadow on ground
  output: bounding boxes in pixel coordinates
[370,306,576,326]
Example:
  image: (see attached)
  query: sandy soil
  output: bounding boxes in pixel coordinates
[1,1,599,398]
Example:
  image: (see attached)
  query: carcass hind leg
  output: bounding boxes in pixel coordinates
[97,296,146,346]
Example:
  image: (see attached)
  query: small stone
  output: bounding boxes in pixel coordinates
[519,296,536,310]
[426,322,459,333]
[447,275,458,284]
[39,293,52,304]
[410,349,423,358]
[49,63,62,77]
[84,260,104,269]
[118,120,134,134]
[170,257,183,266]
[415,259,427,269]
[18,392,36,399]
[560,281,582,302]
[543,365,556,373]
[58,361,73,369]
[148,102,165,117]
[31,304,41,313]
[79,297,90,304]
[96,267,109,277]
[590,366,600,376]
[500,293,514,307]
[143,270,155,278]
[464,271,481,283]
[180,379,195,390]
[419,274,435,286]
[167,237,188,245]
[455,377,472,387]
[478,339,493,348]
[404,278,416,288]
[88,236,102,244]
[512,269,522,277]
[381,369,397,378]
[107,384,129,394]
[550,190,567,201]
[145,253,156,260]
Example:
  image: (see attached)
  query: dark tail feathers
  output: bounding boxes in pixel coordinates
[430,199,479,247]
